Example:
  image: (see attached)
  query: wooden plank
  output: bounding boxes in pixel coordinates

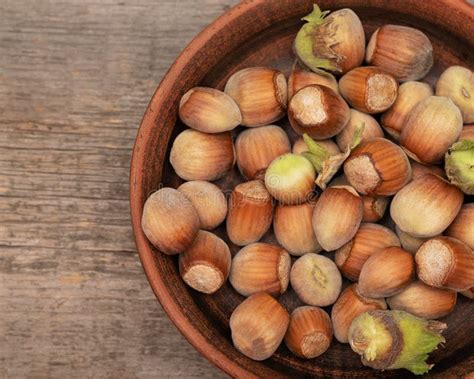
[0,248,225,378]
[0,0,237,377]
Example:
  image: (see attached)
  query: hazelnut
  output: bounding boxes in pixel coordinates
[416,236,474,291]
[141,188,199,255]
[390,173,464,237]
[400,96,462,164]
[264,153,316,205]
[436,66,474,123]
[344,138,411,196]
[358,246,415,298]
[290,253,342,306]
[381,81,433,140]
[288,64,339,99]
[288,84,350,140]
[387,281,457,319]
[339,66,398,114]
[362,196,389,223]
[312,185,363,251]
[179,230,231,294]
[366,25,433,81]
[179,87,241,133]
[170,129,235,181]
[229,243,290,297]
[445,203,474,249]
[225,67,287,127]
[273,201,322,256]
[177,181,227,230]
[294,6,365,74]
[230,292,290,361]
[226,180,273,246]
[284,306,333,358]
[331,284,386,343]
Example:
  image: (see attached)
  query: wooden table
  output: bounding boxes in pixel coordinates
[1,1,237,377]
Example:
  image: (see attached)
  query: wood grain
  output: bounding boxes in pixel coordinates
[0,0,236,377]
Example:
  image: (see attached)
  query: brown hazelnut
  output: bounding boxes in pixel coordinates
[170,129,235,181]
[339,66,398,114]
[225,67,287,127]
[344,138,411,196]
[288,84,350,140]
[226,180,273,246]
[229,242,290,297]
[179,230,231,294]
[358,246,415,298]
[285,306,333,358]
[230,292,290,361]
[141,188,199,255]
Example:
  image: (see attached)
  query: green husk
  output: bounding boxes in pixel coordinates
[293,4,342,74]
[301,151,324,173]
[390,311,446,375]
[445,139,474,195]
[301,124,364,190]
[348,310,446,375]
[303,133,330,160]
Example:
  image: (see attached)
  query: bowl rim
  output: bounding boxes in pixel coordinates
[130,0,474,377]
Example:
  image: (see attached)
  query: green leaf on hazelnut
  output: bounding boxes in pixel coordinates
[293,3,343,73]
[301,4,330,24]
[302,124,365,190]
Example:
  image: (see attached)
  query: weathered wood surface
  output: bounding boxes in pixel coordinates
[0,1,237,377]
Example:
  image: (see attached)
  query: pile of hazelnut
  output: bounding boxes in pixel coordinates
[141,5,473,375]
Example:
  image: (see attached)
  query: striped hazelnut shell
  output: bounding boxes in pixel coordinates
[225,67,287,127]
[288,84,350,140]
[416,236,474,291]
[284,306,333,358]
[312,185,363,251]
[339,66,398,114]
[400,96,463,164]
[445,203,474,249]
[381,81,433,140]
[273,200,322,256]
[390,173,464,238]
[229,242,291,297]
[335,223,400,281]
[366,25,433,81]
[177,181,227,230]
[170,129,235,181]
[179,231,231,294]
[230,292,290,361]
[179,87,241,133]
[362,196,389,223]
[288,65,339,99]
[141,188,199,255]
[226,180,274,246]
[344,138,411,196]
[387,281,457,319]
[358,246,415,298]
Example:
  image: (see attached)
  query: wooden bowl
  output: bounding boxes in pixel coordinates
[130,1,474,377]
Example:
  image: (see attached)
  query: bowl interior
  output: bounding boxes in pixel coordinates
[131,1,474,377]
